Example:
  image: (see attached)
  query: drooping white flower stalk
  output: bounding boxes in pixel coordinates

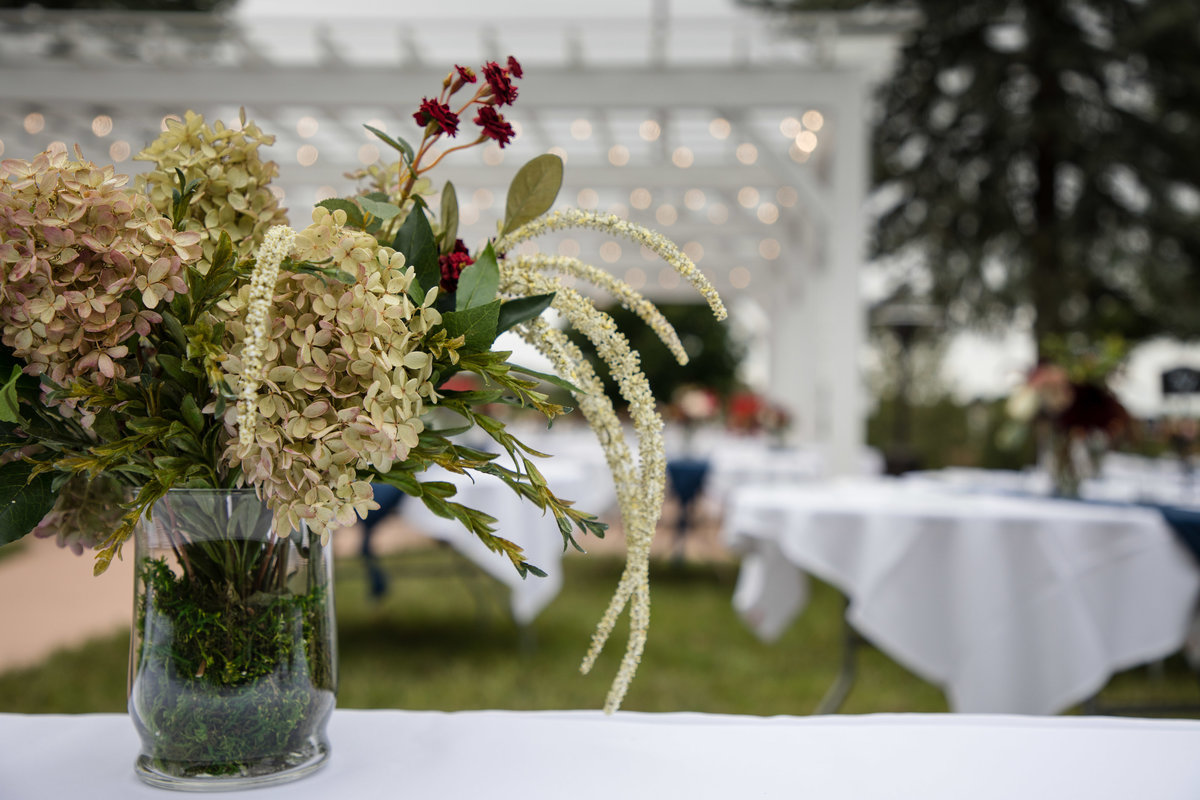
[499,206,729,712]
[237,224,295,448]
[507,253,690,364]
[500,263,674,713]
[496,208,728,323]
[514,316,656,713]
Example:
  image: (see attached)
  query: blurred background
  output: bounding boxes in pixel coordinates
[3,0,1200,716]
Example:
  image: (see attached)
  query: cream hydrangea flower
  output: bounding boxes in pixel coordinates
[221,209,460,542]
[0,147,201,410]
[136,110,289,267]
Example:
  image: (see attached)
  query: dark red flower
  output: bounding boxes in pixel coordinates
[506,55,523,79]
[439,239,474,293]
[482,61,518,106]
[455,65,477,84]
[413,98,460,137]
[473,106,515,148]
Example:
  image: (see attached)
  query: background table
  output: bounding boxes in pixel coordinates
[4,709,1200,799]
[724,478,1200,714]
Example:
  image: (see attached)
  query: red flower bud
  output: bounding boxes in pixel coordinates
[506,55,523,79]
[438,239,475,292]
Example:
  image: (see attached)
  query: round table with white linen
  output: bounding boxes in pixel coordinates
[723,477,1200,714]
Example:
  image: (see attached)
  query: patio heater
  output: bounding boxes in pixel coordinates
[872,300,942,475]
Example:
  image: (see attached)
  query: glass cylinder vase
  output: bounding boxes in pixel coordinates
[128,488,337,790]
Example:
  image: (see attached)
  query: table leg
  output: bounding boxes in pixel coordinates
[815,596,862,715]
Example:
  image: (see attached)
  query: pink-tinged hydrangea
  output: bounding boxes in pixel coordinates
[30,473,126,555]
[0,148,201,404]
[219,209,462,543]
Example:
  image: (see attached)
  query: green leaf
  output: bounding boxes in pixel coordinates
[317,198,366,229]
[180,394,204,435]
[393,205,441,304]
[455,242,500,311]
[440,181,460,253]
[0,365,22,424]
[210,230,234,273]
[364,124,415,165]
[519,562,548,578]
[0,461,58,547]
[505,361,585,396]
[442,300,501,353]
[501,154,563,236]
[497,292,555,334]
[358,196,405,223]
[156,354,188,385]
[160,311,187,349]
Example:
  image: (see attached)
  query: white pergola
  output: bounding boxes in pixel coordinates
[0,4,902,473]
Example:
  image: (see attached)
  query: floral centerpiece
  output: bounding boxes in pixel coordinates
[725,389,792,444]
[0,56,726,787]
[1000,335,1131,496]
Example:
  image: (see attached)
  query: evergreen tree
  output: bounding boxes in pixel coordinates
[744,0,1200,346]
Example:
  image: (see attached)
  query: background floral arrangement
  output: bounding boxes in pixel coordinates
[999,335,1131,495]
[0,57,726,711]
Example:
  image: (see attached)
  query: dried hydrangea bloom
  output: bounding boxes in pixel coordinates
[31,473,126,555]
[220,209,460,542]
[135,110,288,266]
[0,148,201,407]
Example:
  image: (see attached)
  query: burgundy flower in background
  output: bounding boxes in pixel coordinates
[482,61,518,106]
[439,238,474,292]
[455,65,477,84]
[506,55,523,79]
[413,98,460,137]
[474,106,514,148]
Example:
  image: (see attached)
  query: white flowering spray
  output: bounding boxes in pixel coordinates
[495,169,727,713]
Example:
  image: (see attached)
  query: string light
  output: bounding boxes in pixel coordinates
[608,145,630,166]
[296,116,319,138]
[736,143,758,165]
[570,118,593,140]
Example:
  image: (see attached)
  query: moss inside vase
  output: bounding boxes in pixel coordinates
[130,544,335,780]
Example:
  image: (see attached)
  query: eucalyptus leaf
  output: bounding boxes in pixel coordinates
[442,300,501,353]
[393,205,441,304]
[501,154,563,236]
[455,242,500,311]
[0,461,57,547]
[364,124,415,165]
[358,197,405,223]
[497,292,555,334]
[440,181,460,254]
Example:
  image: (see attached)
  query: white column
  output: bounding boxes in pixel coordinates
[819,70,869,475]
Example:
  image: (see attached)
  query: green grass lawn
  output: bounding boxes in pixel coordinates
[1,545,1198,716]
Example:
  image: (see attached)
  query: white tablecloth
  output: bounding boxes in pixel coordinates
[724,478,1200,714]
[4,709,1200,799]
